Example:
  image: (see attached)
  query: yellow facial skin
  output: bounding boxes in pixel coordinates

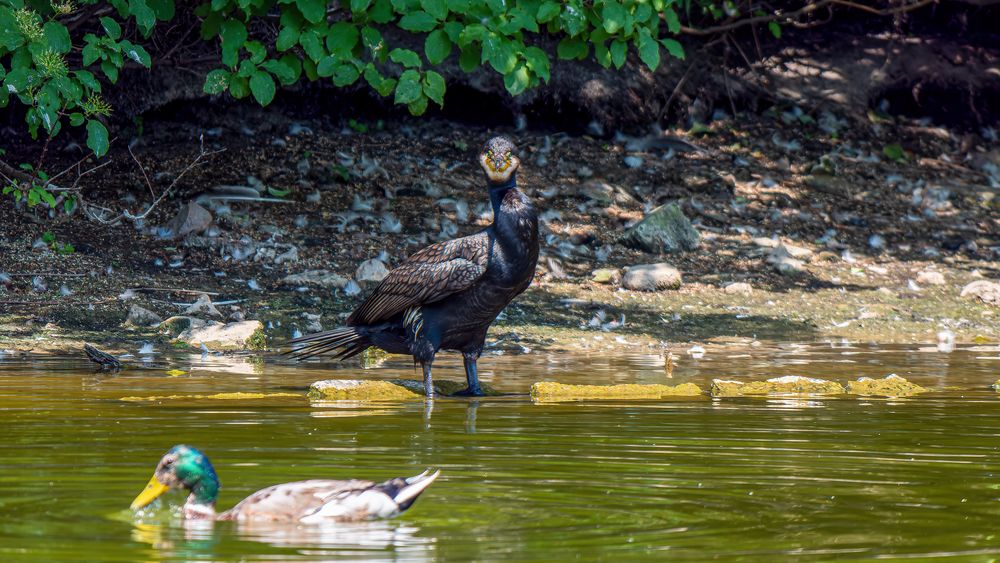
[131,474,170,509]
[479,150,520,184]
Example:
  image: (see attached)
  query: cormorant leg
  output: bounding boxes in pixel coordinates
[454,353,484,397]
[421,361,434,398]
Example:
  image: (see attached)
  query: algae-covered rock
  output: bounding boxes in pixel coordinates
[711,376,845,397]
[591,268,622,285]
[175,320,265,351]
[121,392,301,402]
[619,203,700,253]
[530,381,703,401]
[310,380,420,400]
[847,374,926,397]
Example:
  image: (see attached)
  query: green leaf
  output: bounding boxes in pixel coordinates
[369,0,393,22]
[610,38,627,68]
[299,29,326,62]
[485,35,517,74]
[420,0,448,19]
[276,25,300,51]
[82,42,101,66]
[424,29,451,64]
[101,61,119,82]
[350,0,372,12]
[423,69,445,106]
[147,0,175,20]
[316,56,336,77]
[536,1,560,23]
[664,8,681,34]
[602,1,625,34]
[389,47,422,68]
[523,46,549,83]
[458,45,479,72]
[408,93,428,116]
[394,69,422,104]
[768,21,781,39]
[203,68,231,94]
[297,0,327,24]
[86,120,109,157]
[661,38,685,60]
[219,20,248,68]
[262,57,300,85]
[42,22,72,54]
[399,11,437,32]
[64,197,74,213]
[249,71,276,105]
[69,112,85,126]
[100,17,122,40]
[636,28,659,71]
[229,75,250,98]
[327,21,359,55]
[122,42,152,67]
[0,8,23,51]
[559,1,587,36]
[244,40,267,64]
[129,0,157,34]
[267,185,292,197]
[332,63,360,86]
[51,76,82,101]
[556,37,587,60]
[39,188,56,208]
[503,64,529,96]
[883,143,906,162]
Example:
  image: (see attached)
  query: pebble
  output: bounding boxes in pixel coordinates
[723,282,753,296]
[868,234,887,250]
[623,156,643,168]
[916,271,946,285]
[622,263,682,291]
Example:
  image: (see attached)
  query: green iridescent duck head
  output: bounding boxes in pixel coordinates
[479,136,520,187]
[131,445,221,511]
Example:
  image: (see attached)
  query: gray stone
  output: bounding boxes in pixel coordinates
[752,237,779,249]
[961,280,1000,305]
[723,282,753,296]
[165,202,212,238]
[773,256,805,276]
[183,294,222,318]
[281,270,349,289]
[620,203,700,253]
[124,305,162,327]
[622,263,682,291]
[773,243,813,260]
[274,246,299,264]
[580,180,639,208]
[176,320,265,350]
[916,271,946,286]
[355,259,389,285]
[159,316,208,337]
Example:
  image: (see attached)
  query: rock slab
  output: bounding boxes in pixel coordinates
[619,203,700,253]
[175,320,265,350]
[530,381,702,401]
[622,263,682,291]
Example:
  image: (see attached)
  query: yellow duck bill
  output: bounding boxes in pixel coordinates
[131,474,170,510]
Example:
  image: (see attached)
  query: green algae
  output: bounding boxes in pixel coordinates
[711,376,845,397]
[847,375,926,397]
[530,381,703,402]
[120,392,302,402]
[309,380,421,401]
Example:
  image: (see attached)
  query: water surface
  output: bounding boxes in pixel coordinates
[2,342,1000,561]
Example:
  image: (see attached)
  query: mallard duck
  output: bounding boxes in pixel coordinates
[131,445,439,522]
[288,136,540,397]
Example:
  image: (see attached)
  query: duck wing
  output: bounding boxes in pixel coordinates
[219,470,440,523]
[348,232,491,325]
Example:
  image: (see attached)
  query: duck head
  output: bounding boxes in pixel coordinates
[479,136,520,187]
[131,445,220,517]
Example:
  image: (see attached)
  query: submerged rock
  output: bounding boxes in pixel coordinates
[175,320,266,351]
[391,378,500,396]
[622,263,682,291]
[619,203,700,253]
[711,376,845,397]
[530,381,702,401]
[847,375,926,397]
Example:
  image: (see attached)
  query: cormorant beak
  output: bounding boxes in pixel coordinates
[131,474,170,509]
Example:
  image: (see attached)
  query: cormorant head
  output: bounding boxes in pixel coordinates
[131,445,221,509]
[479,136,519,186]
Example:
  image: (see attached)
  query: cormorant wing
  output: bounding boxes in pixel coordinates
[347,232,490,325]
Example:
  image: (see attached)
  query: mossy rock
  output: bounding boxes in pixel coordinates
[847,375,926,397]
[711,376,845,397]
[309,380,421,401]
[530,381,703,401]
[121,392,301,402]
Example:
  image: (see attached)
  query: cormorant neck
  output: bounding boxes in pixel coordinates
[488,173,518,215]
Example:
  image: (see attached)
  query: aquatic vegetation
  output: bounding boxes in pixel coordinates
[530,381,702,402]
[120,392,301,402]
[309,380,422,401]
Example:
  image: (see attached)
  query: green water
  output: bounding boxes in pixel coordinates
[2,343,1000,561]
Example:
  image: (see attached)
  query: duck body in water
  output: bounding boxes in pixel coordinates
[289,137,539,397]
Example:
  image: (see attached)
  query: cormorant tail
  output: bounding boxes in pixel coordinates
[285,327,371,361]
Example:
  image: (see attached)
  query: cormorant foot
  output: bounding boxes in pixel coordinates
[452,387,485,397]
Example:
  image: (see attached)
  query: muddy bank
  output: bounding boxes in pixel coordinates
[0,104,998,356]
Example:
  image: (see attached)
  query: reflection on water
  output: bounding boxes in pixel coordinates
[2,342,1000,560]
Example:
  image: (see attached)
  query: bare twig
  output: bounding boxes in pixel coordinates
[128,144,157,199]
[119,137,224,222]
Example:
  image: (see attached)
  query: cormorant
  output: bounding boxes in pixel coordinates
[288,136,539,397]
